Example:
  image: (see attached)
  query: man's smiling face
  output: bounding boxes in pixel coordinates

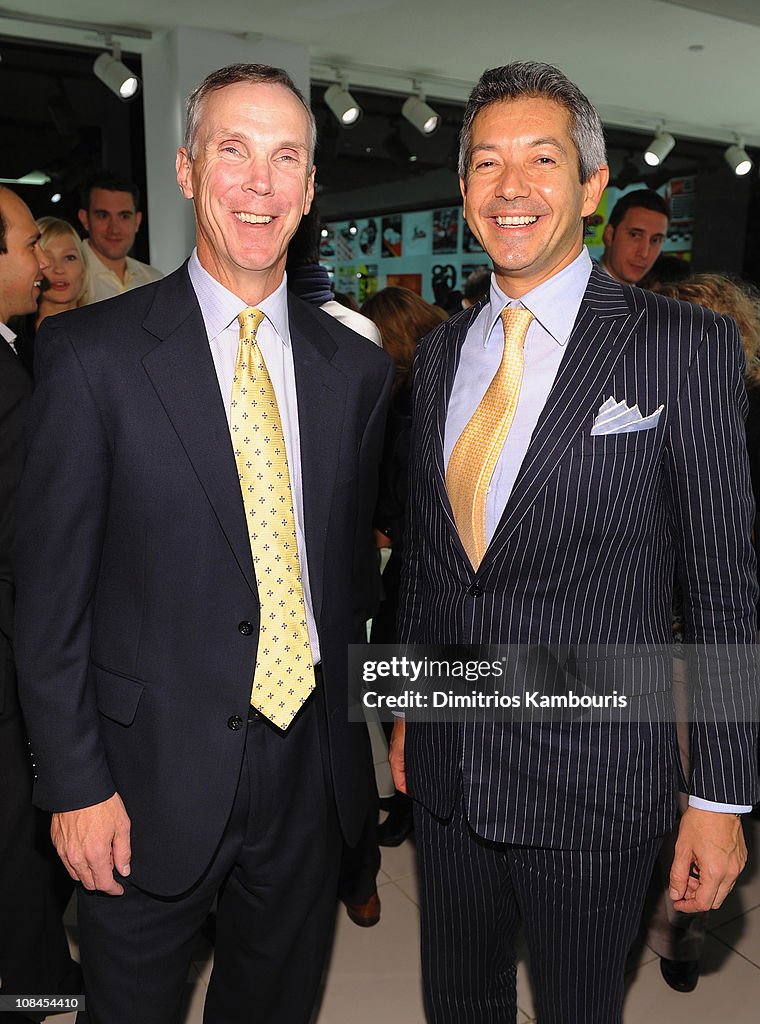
[176,80,315,303]
[460,96,607,297]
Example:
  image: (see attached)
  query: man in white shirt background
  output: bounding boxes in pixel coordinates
[78,172,162,302]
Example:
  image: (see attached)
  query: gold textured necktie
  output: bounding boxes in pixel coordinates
[231,307,314,729]
[446,305,534,569]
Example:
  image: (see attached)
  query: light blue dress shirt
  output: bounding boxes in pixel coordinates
[445,248,591,545]
[187,250,320,663]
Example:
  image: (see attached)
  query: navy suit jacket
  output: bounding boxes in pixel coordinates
[400,266,759,850]
[0,339,31,712]
[15,265,392,895]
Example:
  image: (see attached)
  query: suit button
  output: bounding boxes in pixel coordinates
[238,620,253,636]
[227,715,244,731]
[469,584,483,597]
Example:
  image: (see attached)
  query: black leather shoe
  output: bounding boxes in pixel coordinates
[660,957,699,992]
[377,806,413,847]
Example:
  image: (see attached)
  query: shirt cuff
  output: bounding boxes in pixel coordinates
[688,796,752,814]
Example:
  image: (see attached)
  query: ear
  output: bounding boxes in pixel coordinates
[134,211,143,233]
[602,222,614,248]
[176,148,194,199]
[303,165,316,216]
[581,163,609,219]
[459,175,467,220]
[77,208,89,233]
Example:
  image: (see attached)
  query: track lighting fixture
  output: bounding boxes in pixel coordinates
[644,128,675,167]
[93,39,140,101]
[402,84,439,136]
[724,139,752,176]
[324,77,362,127]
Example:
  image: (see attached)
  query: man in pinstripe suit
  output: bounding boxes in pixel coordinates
[391,62,758,1022]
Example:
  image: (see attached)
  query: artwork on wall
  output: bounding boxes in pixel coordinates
[324,176,694,304]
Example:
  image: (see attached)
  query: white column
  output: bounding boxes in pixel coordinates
[141,28,311,275]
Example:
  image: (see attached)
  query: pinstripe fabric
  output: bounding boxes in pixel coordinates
[399,266,759,1018]
[400,266,758,848]
[415,797,660,1023]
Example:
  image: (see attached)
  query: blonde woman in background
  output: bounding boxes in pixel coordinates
[12,216,90,374]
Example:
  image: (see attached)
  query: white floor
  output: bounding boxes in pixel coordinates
[51,811,760,1023]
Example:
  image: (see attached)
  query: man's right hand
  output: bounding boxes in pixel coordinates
[389,717,407,795]
[51,792,132,895]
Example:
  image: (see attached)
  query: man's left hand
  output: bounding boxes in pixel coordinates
[669,806,746,913]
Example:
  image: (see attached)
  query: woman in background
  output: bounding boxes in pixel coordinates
[12,216,90,374]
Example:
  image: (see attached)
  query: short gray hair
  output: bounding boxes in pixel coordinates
[459,62,606,184]
[184,63,317,165]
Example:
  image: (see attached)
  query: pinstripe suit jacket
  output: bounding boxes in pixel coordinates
[399,265,759,851]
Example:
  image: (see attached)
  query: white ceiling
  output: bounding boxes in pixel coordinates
[1,0,759,146]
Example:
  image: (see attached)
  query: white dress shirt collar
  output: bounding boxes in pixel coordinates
[0,320,18,353]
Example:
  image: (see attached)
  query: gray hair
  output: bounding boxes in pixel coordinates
[184,63,317,165]
[459,62,606,184]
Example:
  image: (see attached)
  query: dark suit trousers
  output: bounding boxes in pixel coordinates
[0,656,77,1016]
[415,791,661,1024]
[76,693,341,1024]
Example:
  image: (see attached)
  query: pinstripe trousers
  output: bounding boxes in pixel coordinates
[415,792,661,1023]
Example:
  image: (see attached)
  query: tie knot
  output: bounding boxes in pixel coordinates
[238,307,266,342]
[500,305,534,346]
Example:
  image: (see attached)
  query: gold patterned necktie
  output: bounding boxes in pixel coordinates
[231,307,314,729]
[446,305,534,570]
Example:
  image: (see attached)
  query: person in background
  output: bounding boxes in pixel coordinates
[362,286,447,847]
[601,188,670,285]
[78,172,162,302]
[11,216,90,375]
[461,264,492,308]
[286,204,384,930]
[0,186,81,1023]
[286,205,381,344]
[641,271,760,993]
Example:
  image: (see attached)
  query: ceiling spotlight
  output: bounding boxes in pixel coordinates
[402,85,440,136]
[347,220,358,236]
[93,40,140,101]
[324,78,361,127]
[644,128,675,167]
[725,140,753,176]
[50,192,62,204]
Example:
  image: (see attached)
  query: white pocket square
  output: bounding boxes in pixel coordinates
[590,396,664,435]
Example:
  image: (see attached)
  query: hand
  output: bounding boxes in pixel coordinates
[374,528,392,549]
[51,792,132,895]
[669,806,746,913]
[389,717,407,795]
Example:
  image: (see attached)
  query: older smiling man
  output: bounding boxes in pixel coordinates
[16,64,391,1024]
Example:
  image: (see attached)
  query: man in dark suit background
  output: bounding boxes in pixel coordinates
[15,65,391,1024]
[0,187,80,1019]
[390,62,758,1022]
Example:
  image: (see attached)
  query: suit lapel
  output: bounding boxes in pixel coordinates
[140,266,257,595]
[431,303,485,538]
[478,267,644,573]
[289,295,348,622]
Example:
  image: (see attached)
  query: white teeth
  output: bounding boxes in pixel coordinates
[496,215,538,226]
[234,212,272,224]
